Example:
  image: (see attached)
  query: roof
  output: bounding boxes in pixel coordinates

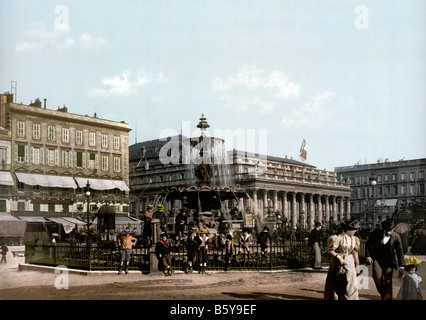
[230,149,316,168]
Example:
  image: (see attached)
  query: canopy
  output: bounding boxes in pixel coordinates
[0,172,14,186]
[47,217,76,234]
[15,172,77,189]
[61,217,87,230]
[74,177,129,192]
[0,213,27,237]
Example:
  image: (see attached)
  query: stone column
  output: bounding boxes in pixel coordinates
[339,197,344,221]
[273,190,278,212]
[300,193,306,228]
[332,196,338,222]
[346,197,351,220]
[325,196,330,225]
[291,192,297,229]
[282,191,288,223]
[317,195,323,225]
[309,193,315,230]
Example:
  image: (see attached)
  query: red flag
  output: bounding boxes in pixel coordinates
[299,139,307,161]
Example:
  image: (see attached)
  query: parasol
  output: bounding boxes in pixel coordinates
[394,222,410,234]
[51,233,59,237]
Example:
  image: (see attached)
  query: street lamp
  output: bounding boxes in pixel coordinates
[84,180,92,248]
[369,172,377,228]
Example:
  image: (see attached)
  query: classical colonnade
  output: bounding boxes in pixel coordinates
[248,189,351,230]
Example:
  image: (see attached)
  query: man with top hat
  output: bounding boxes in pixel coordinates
[366,217,405,300]
[175,207,188,246]
[153,204,168,234]
[308,222,323,269]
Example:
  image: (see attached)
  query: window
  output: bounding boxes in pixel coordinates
[89,132,96,146]
[62,128,69,143]
[101,155,108,171]
[420,183,425,195]
[76,130,82,145]
[31,147,40,164]
[18,201,25,211]
[113,136,120,150]
[113,156,120,172]
[48,203,55,212]
[101,134,108,148]
[48,149,55,166]
[401,185,406,195]
[16,145,27,162]
[88,153,97,169]
[0,200,6,212]
[33,123,40,139]
[62,150,69,167]
[401,172,407,181]
[33,203,40,211]
[75,151,84,168]
[392,173,397,182]
[48,125,55,141]
[17,120,25,137]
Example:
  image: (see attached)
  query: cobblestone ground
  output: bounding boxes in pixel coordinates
[0,246,425,301]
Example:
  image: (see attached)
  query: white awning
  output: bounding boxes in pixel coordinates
[376,199,398,207]
[75,177,129,192]
[18,216,48,222]
[15,172,77,189]
[47,217,76,234]
[0,171,14,186]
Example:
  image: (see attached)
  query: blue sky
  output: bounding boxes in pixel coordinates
[1,0,425,171]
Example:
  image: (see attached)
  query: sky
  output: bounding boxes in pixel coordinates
[1,0,425,171]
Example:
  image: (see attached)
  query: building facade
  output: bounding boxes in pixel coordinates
[0,93,131,220]
[335,158,426,228]
[129,135,352,231]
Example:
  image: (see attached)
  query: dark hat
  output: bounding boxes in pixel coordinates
[342,217,360,230]
[382,218,395,231]
[314,222,323,228]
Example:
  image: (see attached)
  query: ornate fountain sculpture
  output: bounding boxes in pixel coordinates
[158,114,249,229]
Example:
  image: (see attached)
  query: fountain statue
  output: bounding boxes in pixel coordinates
[158,114,250,233]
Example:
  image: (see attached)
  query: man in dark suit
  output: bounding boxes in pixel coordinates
[365,218,405,300]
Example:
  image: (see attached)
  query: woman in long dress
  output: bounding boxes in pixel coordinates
[324,218,361,300]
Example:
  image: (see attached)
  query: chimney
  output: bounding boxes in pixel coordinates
[44,99,46,109]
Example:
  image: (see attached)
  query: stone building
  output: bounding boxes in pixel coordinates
[129,134,352,231]
[335,158,426,228]
[0,93,131,223]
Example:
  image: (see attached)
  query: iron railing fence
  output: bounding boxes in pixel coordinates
[25,243,150,272]
[25,240,333,272]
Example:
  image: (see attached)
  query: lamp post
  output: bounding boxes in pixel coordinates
[369,172,377,228]
[84,180,92,249]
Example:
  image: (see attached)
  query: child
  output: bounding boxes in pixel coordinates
[397,257,423,300]
[224,234,235,272]
[155,232,173,277]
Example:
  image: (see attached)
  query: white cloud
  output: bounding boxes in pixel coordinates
[15,23,110,54]
[212,65,300,114]
[282,91,337,128]
[89,71,168,98]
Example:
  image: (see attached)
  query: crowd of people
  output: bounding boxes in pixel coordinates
[115,203,424,298]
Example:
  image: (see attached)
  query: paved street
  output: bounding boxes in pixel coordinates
[1,246,425,301]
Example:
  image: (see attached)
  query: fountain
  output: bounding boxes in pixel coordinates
[158,114,250,233]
